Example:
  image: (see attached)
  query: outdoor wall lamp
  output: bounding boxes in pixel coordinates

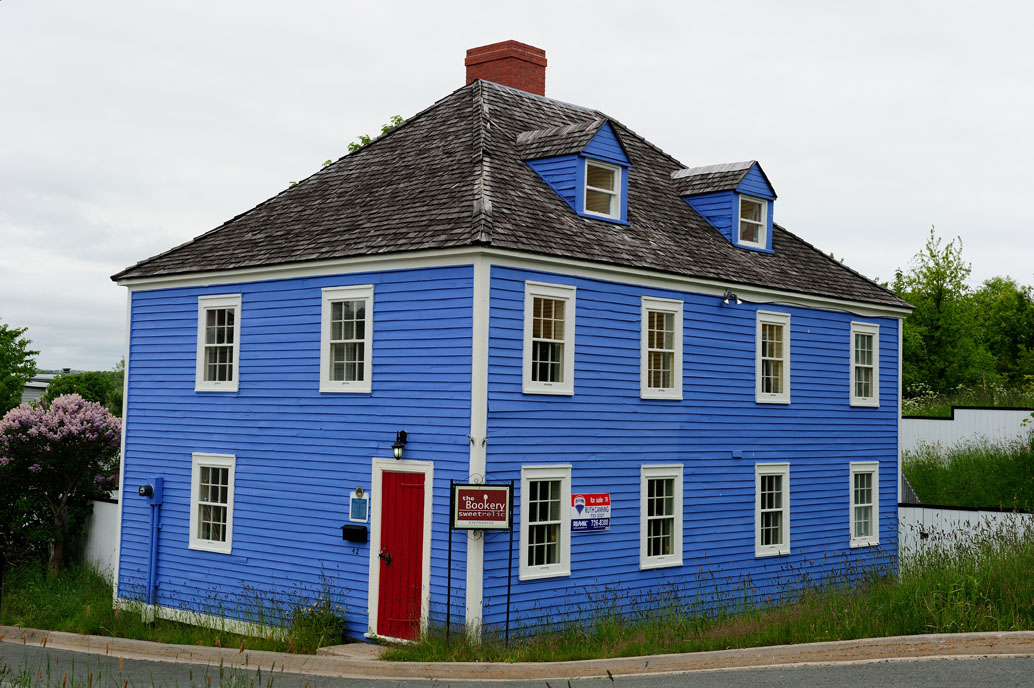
[392,430,408,460]
[722,289,742,305]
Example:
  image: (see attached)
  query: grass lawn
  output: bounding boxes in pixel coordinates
[4,523,1034,663]
[385,527,1034,662]
[0,563,342,654]
[903,439,1034,509]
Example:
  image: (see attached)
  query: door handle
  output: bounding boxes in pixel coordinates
[378,549,392,565]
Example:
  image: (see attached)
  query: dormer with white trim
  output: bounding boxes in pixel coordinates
[519,119,630,224]
[673,161,776,252]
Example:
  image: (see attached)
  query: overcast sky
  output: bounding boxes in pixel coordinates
[1,0,1031,371]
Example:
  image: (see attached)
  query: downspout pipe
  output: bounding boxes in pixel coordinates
[140,477,163,608]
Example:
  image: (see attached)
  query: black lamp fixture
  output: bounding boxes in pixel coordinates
[392,430,408,460]
[722,289,742,306]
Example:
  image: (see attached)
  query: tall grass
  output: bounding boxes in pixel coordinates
[385,526,1034,662]
[903,439,1034,509]
[902,384,1034,417]
[0,563,344,654]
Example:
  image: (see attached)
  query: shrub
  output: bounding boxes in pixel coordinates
[0,394,121,573]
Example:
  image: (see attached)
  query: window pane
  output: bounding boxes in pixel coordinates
[855,367,872,398]
[739,221,759,244]
[586,189,613,215]
[740,197,762,222]
[586,164,615,191]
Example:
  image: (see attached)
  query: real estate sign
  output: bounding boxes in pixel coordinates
[571,492,610,532]
[451,483,512,529]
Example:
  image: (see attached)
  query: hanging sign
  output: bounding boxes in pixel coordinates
[349,487,369,523]
[571,493,610,532]
[451,483,512,529]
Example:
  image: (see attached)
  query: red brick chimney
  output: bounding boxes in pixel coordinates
[465,40,547,96]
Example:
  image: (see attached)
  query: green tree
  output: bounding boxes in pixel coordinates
[44,367,123,417]
[893,227,988,394]
[0,322,38,414]
[972,276,1034,386]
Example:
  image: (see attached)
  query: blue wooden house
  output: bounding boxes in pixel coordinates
[111,40,911,642]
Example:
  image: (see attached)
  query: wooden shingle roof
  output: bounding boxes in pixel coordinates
[113,81,907,310]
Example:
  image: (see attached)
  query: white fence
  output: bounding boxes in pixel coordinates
[899,504,1034,556]
[84,491,120,581]
[901,407,1033,453]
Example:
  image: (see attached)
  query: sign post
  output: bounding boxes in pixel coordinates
[446,481,514,642]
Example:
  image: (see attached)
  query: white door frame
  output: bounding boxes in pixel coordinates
[366,457,434,641]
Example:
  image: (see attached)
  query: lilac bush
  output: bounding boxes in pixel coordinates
[0,394,121,572]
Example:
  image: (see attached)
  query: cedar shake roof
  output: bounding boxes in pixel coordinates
[113,80,908,310]
[515,119,605,159]
[672,161,772,197]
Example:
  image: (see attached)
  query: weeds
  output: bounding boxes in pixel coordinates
[903,438,1034,509]
[0,564,346,655]
[902,382,1034,417]
[386,526,1034,662]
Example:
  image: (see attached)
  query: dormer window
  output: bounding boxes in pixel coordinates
[584,160,621,219]
[739,196,766,248]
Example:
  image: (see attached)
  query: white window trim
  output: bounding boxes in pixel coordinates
[522,281,576,395]
[755,310,790,404]
[849,322,880,407]
[849,461,880,547]
[195,294,242,392]
[189,452,236,554]
[319,284,374,393]
[640,464,683,570]
[738,195,767,249]
[640,297,684,400]
[583,159,622,220]
[755,462,790,557]
[519,464,572,581]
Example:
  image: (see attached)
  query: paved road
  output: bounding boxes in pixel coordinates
[3,643,1034,688]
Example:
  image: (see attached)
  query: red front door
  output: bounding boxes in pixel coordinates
[377,470,425,639]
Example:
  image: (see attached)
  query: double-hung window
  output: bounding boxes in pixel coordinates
[641,297,683,400]
[519,465,571,580]
[850,462,879,547]
[189,452,236,554]
[320,285,373,393]
[849,322,879,406]
[739,195,766,248]
[755,463,790,557]
[523,282,576,395]
[584,160,621,220]
[640,465,683,569]
[756,311,790,403]
[195,294,242,392]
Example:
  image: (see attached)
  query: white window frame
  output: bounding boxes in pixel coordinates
[195,294,242,392]
[756,310,790,404]
[189,452,236,554]
[641,297,684,400]
[522,281,576,395]
[583,159,622,220]
[755,462,790,557]
[738,195,767,249]
[319,285,374,393]
[849,322,880,407]
[519,465,572,580]
[640,464,683,569]
[849,461,880,547]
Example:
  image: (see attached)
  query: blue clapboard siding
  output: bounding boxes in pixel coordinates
[736,164,776,200]
[481,265,899,631]
[583,123,629,166]
[684,192,736,243]
[526,155,579,211]
[684,189,774,252]
[118,265,474,639]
